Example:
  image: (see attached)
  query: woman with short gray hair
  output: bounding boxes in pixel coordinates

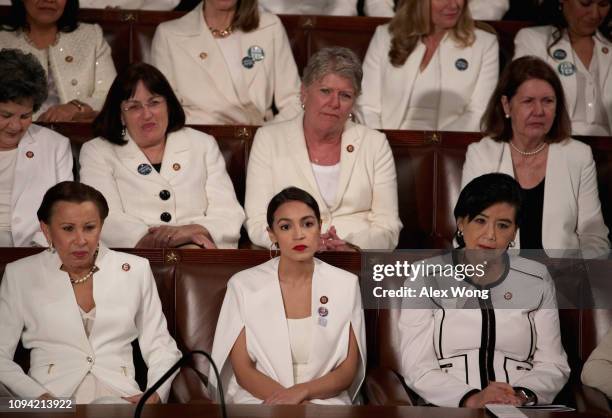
[0,48,73,247]
[245,47,402,250]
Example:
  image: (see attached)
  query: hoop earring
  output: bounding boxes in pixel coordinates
[508,241,515,249]
[269,242,279,259]
[300,103,305,110]
[47,241,56,254]
[348,112,354,121]
[457,229,463,237]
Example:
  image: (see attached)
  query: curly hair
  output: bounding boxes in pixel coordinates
[1,0,79,33]
[0,48,48,112]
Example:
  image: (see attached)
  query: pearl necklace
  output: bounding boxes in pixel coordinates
[510,141,547,156]
[209,25,233,38]
[70,265,99,285]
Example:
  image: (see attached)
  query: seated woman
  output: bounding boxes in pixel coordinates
[582,327,612,399]
[462,56,610,253]
[258,0,357,16]
[365,0,510,20]
[0,181,181,403]
[0,48,73,247]
[245,47,402,250]
[399,173,570,407]
[79,62,244,249]
[358,0,498,131]
[151,0,301,125]
[514,0,611,136]
[0,0,117,122]
[210,187,366,404]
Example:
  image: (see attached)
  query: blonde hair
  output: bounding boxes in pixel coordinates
[388,0,476,67]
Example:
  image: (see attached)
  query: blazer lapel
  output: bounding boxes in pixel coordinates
[554,35,577,116]
[12,130,38,207]
[594,34,612,124]
[329,123,361,212]
[541,143,572,249]
[160,130,190,182]
[290,116,326,203]
[117,135,168,188]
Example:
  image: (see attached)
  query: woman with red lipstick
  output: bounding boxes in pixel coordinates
[211,187,366,404]
[245,47,402,251]
[514,0,611,136]
[0,181,181,403]
[462,56,609,253]
[399,173,570,408]
[357,0,499,131]
[80,63,244,249]
[0,0,116,122]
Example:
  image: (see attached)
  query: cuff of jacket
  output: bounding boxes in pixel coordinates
[513,386,538,405]
[459,389,480,407]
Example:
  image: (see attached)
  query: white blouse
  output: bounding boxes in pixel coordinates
[287,317,312,384]
[572,54,610,136]
[311,162,341,208]
[0,149,17,246]
[400,46,441,130]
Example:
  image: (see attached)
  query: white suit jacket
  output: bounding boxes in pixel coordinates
[79,128,245,248]
[514,26,612,135]
[358,25,499,131]
[461,137,610,253]
[10,124,73,247]
[209,257,366,404]
[151,5,302,125]
[0,24,116,113]
[79,0,179,10]
[364,0,508,19]
[245,114,402,250]
[259,0,357,15]
[400,254,570,407]
[0,246,181,401]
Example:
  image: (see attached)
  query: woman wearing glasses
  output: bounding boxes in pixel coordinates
[79,62,245,249]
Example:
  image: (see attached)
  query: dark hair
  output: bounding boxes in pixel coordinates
[0,48,47,111]
[481,56,571,143]
[453,173,523,247]
[37,181,109,224]
[266,187,321,229]
[537,0,612,47]
[1,0,79,33]
[93,62,185,145]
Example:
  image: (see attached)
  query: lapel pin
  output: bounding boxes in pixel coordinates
[26,151,34,159]
[172,162,181,171]
[248,45,265,62]
[318,306,328,317]
[122,263,130,271]
[242,56,254,69]
[137,163,152,175]
[558,62,576,76]
[603,47,609,54]
[320,296,328,304]
[318,317,327,327]
[552,49,567,60]
[346,144,354,153]
[504,291,512,300]
[65,55,74,63]
[455,58,468,71]
[199,52,208,60]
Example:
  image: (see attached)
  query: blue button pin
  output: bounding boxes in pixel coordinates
[248,45,265,61]
[242,56,254,69]
[552,49,567,60]
[558,61,576,76]
[455,58,469,71]
[137,163,152,175]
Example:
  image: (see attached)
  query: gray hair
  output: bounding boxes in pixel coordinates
[302,47,363,95]
[0,48,48,112]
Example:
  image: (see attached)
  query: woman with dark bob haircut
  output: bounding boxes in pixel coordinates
[462,56,609,254]
[0,48,73,247]
[399,173,569,408]
[210,187,366,404]
[0,0,116,122]
[80,62,244,249]
[514,0,612,136]
[0,181,181,403]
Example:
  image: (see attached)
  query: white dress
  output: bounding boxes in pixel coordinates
[287,317,312,384]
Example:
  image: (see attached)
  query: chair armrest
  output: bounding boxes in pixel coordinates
[364,367,415,406]
[573,383,611,415]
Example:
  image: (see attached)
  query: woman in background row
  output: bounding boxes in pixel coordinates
[151,0,301,125]
[79,0,180,10]
[358,0,499,131]
[258,0,358,16]
[462,56,609,253]
[0,48,72,247]
[0,0,116,122]
[80,63,244,249]
[211,187,366,404]
[245,47,401,250]
[514,0,612,136]
[365,0,510,22]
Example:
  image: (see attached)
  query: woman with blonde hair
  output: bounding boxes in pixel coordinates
[358,0,498,132]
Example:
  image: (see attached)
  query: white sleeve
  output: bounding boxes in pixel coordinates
[513,28,540,60]
[364,0,394,17]
[0,268,48,398]
[138,0,180,10]
[151,25,182,102]
[468,0,509,20]
[581,329,612,398]
[135,261,181,403]
[269,19,302,123]
[79,141,150,247]
[80,24,117,110]
[327,0,358,16]
[460,143,486,189]
[357,26,387,129]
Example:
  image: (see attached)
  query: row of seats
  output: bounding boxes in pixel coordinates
[0,7,532,74]
[48,122,612,249]
[1,247,610,412]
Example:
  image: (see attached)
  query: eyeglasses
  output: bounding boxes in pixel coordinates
[121,96,166,114]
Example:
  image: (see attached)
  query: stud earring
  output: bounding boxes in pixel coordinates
[508,241,515,248]
[505,114,510,119]
[47,241,56,254]
[121,125,127,138]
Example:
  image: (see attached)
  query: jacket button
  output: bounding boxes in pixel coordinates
[159,190,171,201]
[71,79,78,86]
[86,356,93,364]
[160,212,172,222]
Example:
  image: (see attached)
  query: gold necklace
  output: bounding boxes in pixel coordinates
[209,25,233,38]
[70,265,99,285]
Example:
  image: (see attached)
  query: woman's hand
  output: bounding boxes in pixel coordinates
[319,226,358,252]
[263,384,309,405]
[464,382,522,408]
[37,103,92,123]
[137,225,217,248]
[122,392,160,404]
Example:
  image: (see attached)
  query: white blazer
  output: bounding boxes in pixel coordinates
[400,254,570,407]
[10,124,73,247]
[244,114,402,250]
[79,127,245,249]
[364,0,509,19]
[461,137,610,254]
[357,24,499,131]
[79,0,179,10]
[0,246,181,401]
[0,24,117,113]
[151,5,302,125]
[514,26,612,135]
[209,257,366,404]
[258,0,357,15]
